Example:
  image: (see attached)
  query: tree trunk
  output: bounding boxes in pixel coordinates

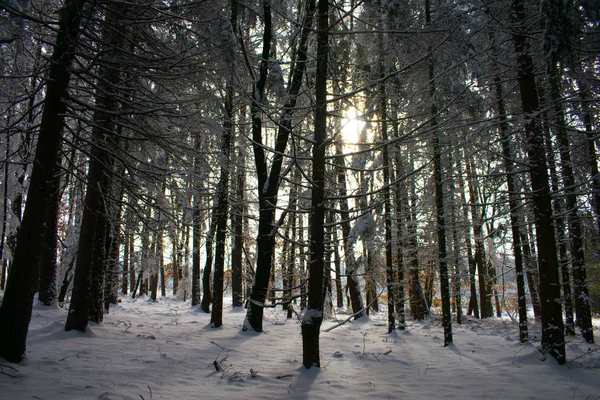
[378,28,394,332]
[231,145,245,308]
[122,211,130,295]
[302,0,327,368]
[245,0,316,332]
[0,0,86,361]
[191,200,202,306]
[335,139,365,319]
[425,0,451,346]
[494,67,528,341]
[210,0,236,327]
[201,215,217,312]
[66,2,125,329]
[405,156,429,320]
[511,0,565,364]
[548,61,593,343]
[543,116,575,335]
[456,160,478,318]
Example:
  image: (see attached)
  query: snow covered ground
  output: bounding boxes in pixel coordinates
[1,297,599,399]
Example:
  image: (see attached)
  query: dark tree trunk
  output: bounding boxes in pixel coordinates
[511,0,565,364]
[432,120,452,346]
[159,230,166,298]
[577,78,600,238]
[521,225,541,319]
[122,212,130,295]
[231,145,245,308]
[405,159,429,320]
[150,230,159,302]
[378,35,394,332]
[172,227,179,296]
[392,143,406,329]
[0,131,9,292]
[129,220,136,294]
[449,199,462,325]
[335,139,365,319]
[37,176,61,306]
[201,216,217,313]
[466,158,491,318]
[494,72,528,341]
[301,0,327,368]
[191,203,202,306]
[245,0,316,332]
[543,118,575,335]
[0,0,86,361]
[333,225,344,308]
[66,3,125,329]
[210,0,236,327]
[456,160,478,318]
[426,0,451,346]
[548,64,593,343]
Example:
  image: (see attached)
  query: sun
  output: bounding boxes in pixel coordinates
[341,107,365,145]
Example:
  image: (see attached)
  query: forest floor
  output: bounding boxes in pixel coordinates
[1,296,599,399]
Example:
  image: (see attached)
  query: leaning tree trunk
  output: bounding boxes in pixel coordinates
[245,0,316,332]
[0,0,87,361]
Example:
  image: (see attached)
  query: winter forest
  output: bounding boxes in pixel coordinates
[1,0,600,397]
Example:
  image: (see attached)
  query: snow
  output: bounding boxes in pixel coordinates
[1,297,599,400]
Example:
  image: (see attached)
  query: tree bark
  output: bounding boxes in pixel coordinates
[245,0,316,332]
[426,0,451,346]
[66,3,123,330]
[302,0,328,368]
[0,0,86,361]
[511,0,565,363]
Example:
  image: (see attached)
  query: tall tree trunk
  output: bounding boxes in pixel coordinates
[511,0,565,364]
[191,195,202,306]
[150,228,159,302]
[543,117,575,335]
[405,155,429,320]
[210,0,237,327]
[245,0,316,332]
[392,140,406,329]
[231,145,245,308]
[494,70,528,341]
[333,224,344,308]
[378,28,394,332]
[66,3,123,330]
[576,77,600,238]
[122,208,130,295]
[301,0,327,368]
[466,157,491,318]
[547,61,593,343]
[201,215,217,312]
[455,158,478,318]
[0,0,87,361]
[426,0,452,346]
[37,172,61,306]
[335,139,365,319]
